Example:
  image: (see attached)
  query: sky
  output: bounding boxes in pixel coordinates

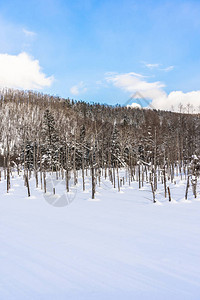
[0,0,200,111]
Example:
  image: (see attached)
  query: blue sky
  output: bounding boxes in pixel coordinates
[0,0,200,110]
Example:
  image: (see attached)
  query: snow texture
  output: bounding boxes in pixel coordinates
[0,171,200,299]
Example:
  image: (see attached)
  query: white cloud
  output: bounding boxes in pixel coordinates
[144,63,160,69]
[70,81,87,95]
[106,72,200,112]
[142,61,174,72]
[106,72,165,100]
[161,65,174,72]
[23,28,37,37]
[0,52,53,90]
[152,90,200,112]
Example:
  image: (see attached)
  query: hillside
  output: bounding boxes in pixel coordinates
[0,89,199,170]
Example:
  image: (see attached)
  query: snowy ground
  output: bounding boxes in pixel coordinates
[0,171,200,299]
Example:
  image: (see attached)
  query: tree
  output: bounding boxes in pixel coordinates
[41,109,60,170]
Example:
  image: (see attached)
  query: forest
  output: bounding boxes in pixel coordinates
[1,88,200,200]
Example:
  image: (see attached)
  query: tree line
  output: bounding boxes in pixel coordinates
[0,88,199,200]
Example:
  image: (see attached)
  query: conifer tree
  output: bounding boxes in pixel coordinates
[41,109,60,170]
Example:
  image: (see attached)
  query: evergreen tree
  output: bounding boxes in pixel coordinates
[41,109,60,170]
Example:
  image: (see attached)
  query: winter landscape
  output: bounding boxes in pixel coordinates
[0,90,199,299]
[1,0,200,299]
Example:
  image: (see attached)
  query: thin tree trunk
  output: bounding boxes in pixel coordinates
[91,166,95,199]
[167,186,171,202]
[185,175,190,200]
[163,166,167,198]
[151,182,156,203]
[25,174,30,197]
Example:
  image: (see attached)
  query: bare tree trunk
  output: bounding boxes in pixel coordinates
[65,146,69,192]
[138,164,141,189]
[25,174,31,197]
[82,152,85,191]
[43,172,46,193]
[39,147,43,189]
[73,145,77,185]
[35,171,38,188]
[151,182,156,203]
[66,169,69,192]
[6,137,10,193]
[142,165,144,187]
[113,167,116,188]
[163,165,167,198]
[117,164,120,192]
[167,186,171,202]
[7,168,10,193]
[154,128,157,191]
[185,175,190,200]
[91,166,95,199]
[192,177,197,199]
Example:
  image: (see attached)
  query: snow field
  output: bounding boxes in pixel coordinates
[0,170,200,299]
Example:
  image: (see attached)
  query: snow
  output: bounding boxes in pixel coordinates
[0,171,200,299]
[127,102,142,109]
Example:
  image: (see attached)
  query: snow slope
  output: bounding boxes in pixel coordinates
[0,172,200,299]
